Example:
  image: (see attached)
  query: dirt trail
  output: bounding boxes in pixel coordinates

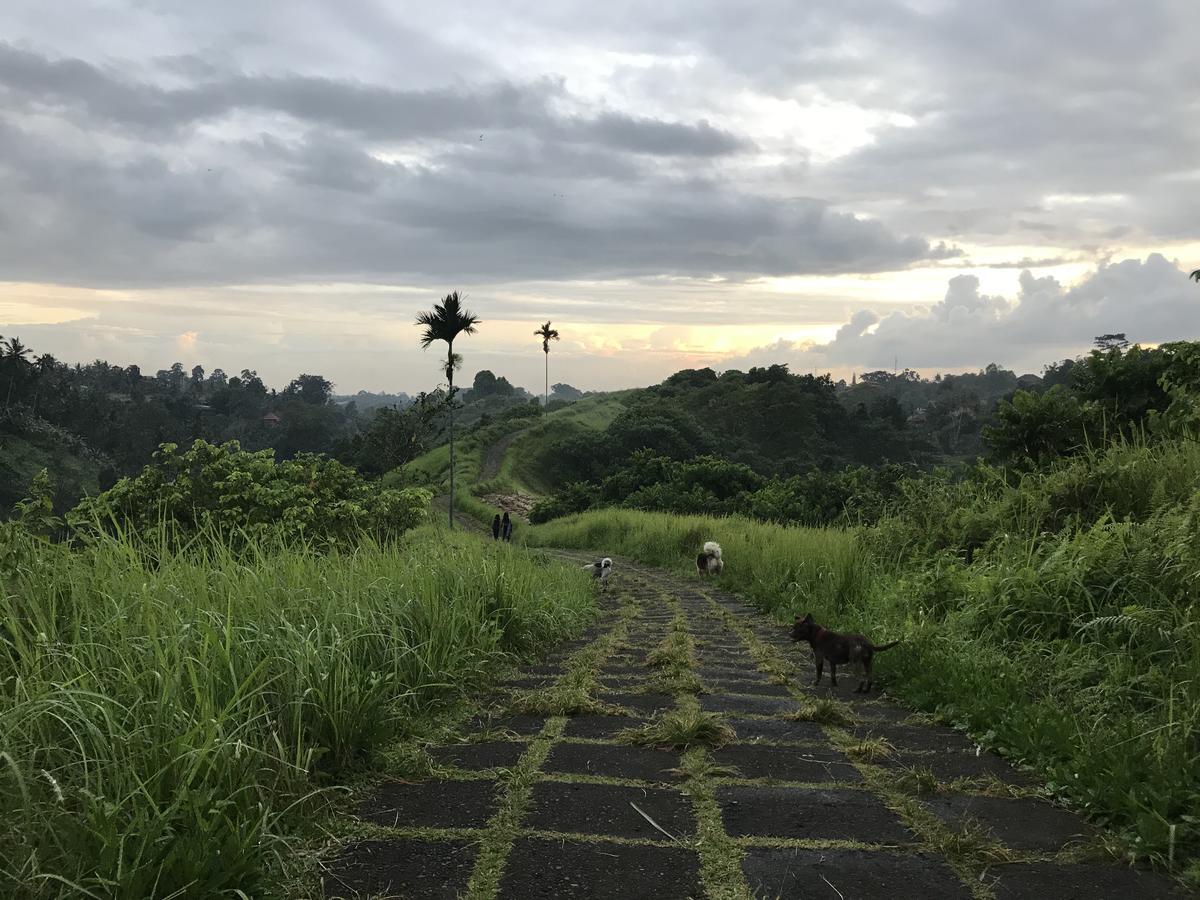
[321,553,1187,899]
[475,428,539,521]
[478,428,527,483]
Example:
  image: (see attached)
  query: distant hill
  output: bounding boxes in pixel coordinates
[333,390,414,414]
[0,410,104,513]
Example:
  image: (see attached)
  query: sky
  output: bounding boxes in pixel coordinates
[1,0,1198,394]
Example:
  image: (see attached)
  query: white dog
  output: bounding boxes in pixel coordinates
[582,557,613,586]
[696,541,723,576]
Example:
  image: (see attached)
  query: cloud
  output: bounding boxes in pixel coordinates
[726,254,1200,375]
[0,46,951,287]
[1,1,1198,395]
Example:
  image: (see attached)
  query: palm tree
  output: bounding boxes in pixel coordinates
[415,291,480,528]
[534,321,560,406]
[3,336,32,408]
[1190,269,1199,283]
[5,337,32,366]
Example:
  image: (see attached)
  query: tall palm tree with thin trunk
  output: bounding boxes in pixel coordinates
[534,321,559,406]
[416,292,480,528]
[4,336,32,408]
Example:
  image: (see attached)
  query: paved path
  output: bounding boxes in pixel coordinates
[321,554,1187,899]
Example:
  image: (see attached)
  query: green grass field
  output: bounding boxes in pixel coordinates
[526,507,871,618]
[0,525,594,897]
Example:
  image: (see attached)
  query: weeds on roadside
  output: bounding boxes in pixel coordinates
[846,736,896,763]
[894,765,941,796]
[786,699,855,727]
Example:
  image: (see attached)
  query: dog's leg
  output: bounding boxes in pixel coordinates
[829,661,838,688]
[814,656,823,685]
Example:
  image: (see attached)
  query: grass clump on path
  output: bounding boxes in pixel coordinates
[621,706,736,751]
[785,698,856,727]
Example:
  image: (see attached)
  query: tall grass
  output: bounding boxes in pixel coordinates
[526,507,873,620]
[0,526,592,897]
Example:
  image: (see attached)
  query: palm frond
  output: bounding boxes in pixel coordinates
[1190,269,1200,282]
[415,291,481,348]
[535,321,560,353]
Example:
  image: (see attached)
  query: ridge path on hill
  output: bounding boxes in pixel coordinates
[320,550,1189,899]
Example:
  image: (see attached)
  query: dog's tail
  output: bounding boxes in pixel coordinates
[703,541,722,558]
[873,640,900,652]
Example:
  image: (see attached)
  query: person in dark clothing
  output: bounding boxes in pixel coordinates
[491,514,501,541]
[501,511,513,542]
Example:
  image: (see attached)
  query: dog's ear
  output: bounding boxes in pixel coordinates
[803,613,814,623]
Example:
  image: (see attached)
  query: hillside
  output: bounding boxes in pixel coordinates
[398,360,1060,530]
[0,422,103,512]
[397,391,630,522]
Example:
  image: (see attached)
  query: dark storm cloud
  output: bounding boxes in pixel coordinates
[0,41,749,155]
[0,41,557,137]
[562,112,752,157]
[0,117,945,287]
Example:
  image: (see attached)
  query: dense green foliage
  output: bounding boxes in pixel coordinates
[68,440,431,547]
[531,343,1200,530]
[524,363,1028,523]
[530,451,911,525]
[0,334,557,515]
[0,522,593,896]
[335,392,450,479]
[530,366,915,491]
[984,341,1200,466]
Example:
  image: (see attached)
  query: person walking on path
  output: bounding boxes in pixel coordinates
[501,511,513,542]
[491,513,501,541]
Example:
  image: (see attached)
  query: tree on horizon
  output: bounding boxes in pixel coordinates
[534,321,560,407]
[416,291,480,528]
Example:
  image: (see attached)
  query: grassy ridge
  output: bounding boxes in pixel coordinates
[497,394,631,495]
[0,526,593,897]
[401,394,629,498]
[527,502,1200,879]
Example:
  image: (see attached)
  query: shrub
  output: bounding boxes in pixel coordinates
[68,439,430,547]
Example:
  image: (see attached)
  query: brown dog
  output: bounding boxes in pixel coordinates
[791,613,898,693]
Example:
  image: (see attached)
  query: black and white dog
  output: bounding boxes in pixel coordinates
[696,541,723,576]
[582,557,613,586]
